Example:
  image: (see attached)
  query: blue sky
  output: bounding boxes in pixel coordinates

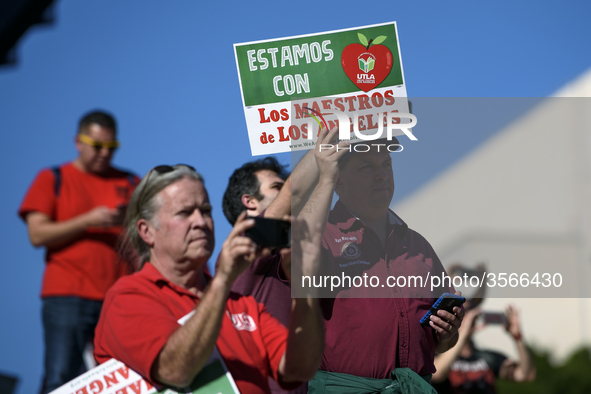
[1,1,589,393]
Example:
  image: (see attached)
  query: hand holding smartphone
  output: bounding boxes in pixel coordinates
[420,293,466,327]
[244,217,291,248]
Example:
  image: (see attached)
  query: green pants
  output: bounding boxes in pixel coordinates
[308,368,437,394]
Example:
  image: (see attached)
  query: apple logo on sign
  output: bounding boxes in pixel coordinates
[341,33,393,92]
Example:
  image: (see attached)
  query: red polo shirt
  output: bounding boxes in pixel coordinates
[228,252,291,327]
[319,201,451,378]
[94,263,291,394]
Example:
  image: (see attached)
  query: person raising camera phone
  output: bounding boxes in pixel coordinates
[431,298,536,393]
[221,153,321,394]
[93,165,325,394]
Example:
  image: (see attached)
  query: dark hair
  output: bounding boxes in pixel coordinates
[222,157,288,225]
[78,110,117,136]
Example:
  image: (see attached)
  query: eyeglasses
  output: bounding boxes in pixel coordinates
[78,133,119,153]
[135,164,197,214]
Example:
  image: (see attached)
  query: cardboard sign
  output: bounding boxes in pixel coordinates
[234,22,409,156]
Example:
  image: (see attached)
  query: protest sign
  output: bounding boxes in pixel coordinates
[50,312,240,394]
[234,22,409,156]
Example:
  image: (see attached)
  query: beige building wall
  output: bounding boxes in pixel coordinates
[393,69,591,361]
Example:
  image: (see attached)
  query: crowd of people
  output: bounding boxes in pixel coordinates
[19,110,535,393]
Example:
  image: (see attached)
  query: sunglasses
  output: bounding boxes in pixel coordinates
[78,133,119,153]
[150,164,196,175]
[135,164,197,213]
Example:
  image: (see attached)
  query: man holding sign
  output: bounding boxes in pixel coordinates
[94,165,324,393]
[296,129,463,393]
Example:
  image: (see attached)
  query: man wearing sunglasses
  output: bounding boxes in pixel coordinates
[18,110,139,394]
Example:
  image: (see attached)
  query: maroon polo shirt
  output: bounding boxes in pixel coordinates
[319,200,450,378]
[230,252,292,327]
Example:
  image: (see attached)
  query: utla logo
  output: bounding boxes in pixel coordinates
[359,54,375,73]
[342,33,393,92]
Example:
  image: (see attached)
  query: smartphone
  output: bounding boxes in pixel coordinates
[481,312,507,325]
[245,217,291,248]
[420,293,466,327]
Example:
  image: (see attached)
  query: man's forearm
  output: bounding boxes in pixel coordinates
[152,276,232,388]
[279,298,324,382]
[265,150,319,220]
[513,338,536,381]
[434,332,459,354]
[432,332,468,382]
[297,177,334,237]
[26,211,90,248]
[290,150,319,216]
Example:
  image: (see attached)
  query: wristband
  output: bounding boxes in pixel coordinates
[512,332,522,341]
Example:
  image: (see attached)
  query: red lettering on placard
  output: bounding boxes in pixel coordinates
[258,108,270,123]
[371,92,384,107]
[344,96,357,112]
[366,114,378,129]
[358,115,366,131]
[280,108,289,121]
[289,125,300,140]
[390,109,400,124]
[293,103,308,119]
[301,123,309,139]
[384,90,395,106]
[117,366,130,380]
[89,380,104,394]
[126,379,144,394]
[357,94,371,110]
[311,101,322,116]
[277,127,290,142]
[104,371,119,388]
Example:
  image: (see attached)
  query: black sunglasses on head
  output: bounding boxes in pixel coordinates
[135,164,197,212]
[151,164,196,174]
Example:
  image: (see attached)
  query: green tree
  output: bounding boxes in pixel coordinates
[497,346,591,394]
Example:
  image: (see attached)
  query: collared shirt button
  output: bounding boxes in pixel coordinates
[402,342,407,347]
[400,312,405,317]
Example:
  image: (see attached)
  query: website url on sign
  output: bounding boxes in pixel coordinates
[301,272,563,292]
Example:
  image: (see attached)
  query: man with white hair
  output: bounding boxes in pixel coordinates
[94,164,324,394]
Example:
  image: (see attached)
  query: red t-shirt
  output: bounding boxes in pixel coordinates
[18,163,138,300]
[318,201,451,378]
[94,263,291,394]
